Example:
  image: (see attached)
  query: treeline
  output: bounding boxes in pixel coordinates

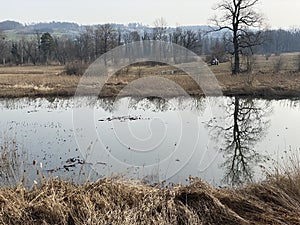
[0,24,300,66]
[259,29,300,55]
[0,24,206,65]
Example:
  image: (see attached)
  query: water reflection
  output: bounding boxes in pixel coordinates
[207,97,272,185]
[1,96,299,187]
[77,96,208,184]
[0,96,208,186]
[101,96,206,113]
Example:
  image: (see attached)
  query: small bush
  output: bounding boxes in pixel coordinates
[265,54,271,60]
[273,56,284,73]
[297,54,300,72]
[64,63,88,75]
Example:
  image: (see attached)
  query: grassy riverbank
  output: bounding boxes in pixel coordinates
[1,53,300,99]
[0,169,299,224]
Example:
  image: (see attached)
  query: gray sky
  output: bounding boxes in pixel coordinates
[1,0,299,29]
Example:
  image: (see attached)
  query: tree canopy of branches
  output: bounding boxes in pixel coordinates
[211,0,264,74]
[153,17,168,41]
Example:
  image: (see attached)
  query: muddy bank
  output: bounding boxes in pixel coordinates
[1,82,300,99]
[0,174,299,225]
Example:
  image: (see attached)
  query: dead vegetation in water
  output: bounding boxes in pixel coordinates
[0,172,299,224]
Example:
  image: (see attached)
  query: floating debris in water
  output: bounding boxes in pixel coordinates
[98,115,150,122]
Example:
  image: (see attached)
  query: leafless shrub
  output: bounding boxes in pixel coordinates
[297,54,300,72]
[265,54,271,60]
[64,62,88,75]
[244,54,257,74]
[239,54,256,85]
[137,65,142,77]
[273,56,284,73]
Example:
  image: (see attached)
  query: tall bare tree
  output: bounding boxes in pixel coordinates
[95,24,117,56]
[0,31,9,64]
[211,0,264,74]
[181,30,201,53]
[153,17,168,41]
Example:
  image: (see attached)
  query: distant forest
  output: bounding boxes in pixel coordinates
[0,20,300,66]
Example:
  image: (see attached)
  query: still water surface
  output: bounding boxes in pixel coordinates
[0,96,299,186]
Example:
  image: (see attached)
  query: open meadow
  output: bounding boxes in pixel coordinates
[0,53,300,98]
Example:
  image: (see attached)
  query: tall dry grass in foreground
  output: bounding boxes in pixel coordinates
[0,137,299,224]
[0,170,299,224]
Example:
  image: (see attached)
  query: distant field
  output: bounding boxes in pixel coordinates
[0,53,300,98]
[0,65,79,97]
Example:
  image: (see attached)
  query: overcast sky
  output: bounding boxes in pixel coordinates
[1,0,298,29]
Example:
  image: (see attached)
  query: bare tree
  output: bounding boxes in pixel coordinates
[22,37,41,65]
[153,17,168,41]
[210,0,264,74]
[11,42,22,65]
[75,27,95,63]
[95,24,117,56]
[129,31,140,42]
[0,31,9,65]
[210,38,226,62]
[53,37,69,65]
[170,27,182,45]
[123,31,140,44]
[181,30,200,53]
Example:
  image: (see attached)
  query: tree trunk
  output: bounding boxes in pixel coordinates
[232,32,240,74]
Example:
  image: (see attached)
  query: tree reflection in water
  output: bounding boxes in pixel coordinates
[207,97,272,186]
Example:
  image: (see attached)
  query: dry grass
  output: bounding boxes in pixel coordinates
[0,65,79,97]
[1,54,300,99]
[0,171,299,225]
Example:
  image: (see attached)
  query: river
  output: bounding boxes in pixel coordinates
[0,96,299,187]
